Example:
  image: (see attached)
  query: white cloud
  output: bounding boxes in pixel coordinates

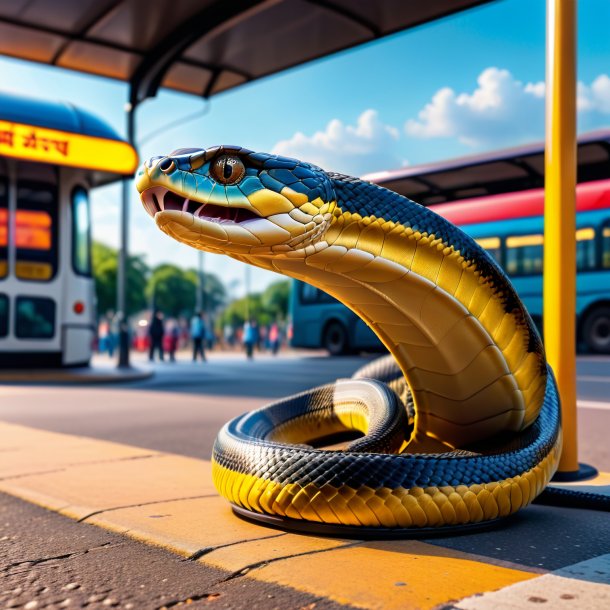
[272,109,404,176]
[405,68,546,147]
[405,68,610,149]
[577,74,610,114]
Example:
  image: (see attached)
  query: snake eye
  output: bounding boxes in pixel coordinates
[211,155,246,185]
[159,158,176,174]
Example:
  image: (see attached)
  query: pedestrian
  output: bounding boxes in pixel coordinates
[108,311,120,358]
[269,321,280,355]
[97,317,109,355]
[243,319,258,360]
[191,311,207,362]
[148,310,165,362]
[167,320,180,362]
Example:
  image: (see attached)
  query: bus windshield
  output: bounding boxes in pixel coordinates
[15,162,57,282]
[0,159,7,279]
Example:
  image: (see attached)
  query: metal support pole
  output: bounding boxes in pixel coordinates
[117,102,137,368]
[544,0,579,474]
[244,264,251,322]
[196,250,204,312]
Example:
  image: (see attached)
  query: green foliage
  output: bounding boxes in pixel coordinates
[184,268,227,313]
[92,241,148,317]
[146,264,196,318]
[217,280,291,329]
[146,264,228,318]
[261,280,290,319]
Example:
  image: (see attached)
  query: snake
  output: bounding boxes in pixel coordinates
[136,145,563,533]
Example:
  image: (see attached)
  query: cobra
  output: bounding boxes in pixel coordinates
[137,145,562,533]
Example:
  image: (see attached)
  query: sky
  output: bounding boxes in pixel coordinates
[2,0,610,296]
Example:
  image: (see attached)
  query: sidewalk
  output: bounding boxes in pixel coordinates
[0,360,153,384]
[0,421,608,609]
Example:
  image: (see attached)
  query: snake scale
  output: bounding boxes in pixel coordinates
[137,146,562,533]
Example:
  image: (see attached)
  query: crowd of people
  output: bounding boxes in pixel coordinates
[97,311,286,363]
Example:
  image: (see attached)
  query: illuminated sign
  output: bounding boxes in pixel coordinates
[16,210,52,250]
[0,208,5,248]
[0,209,52,250]
[0,120,138,175]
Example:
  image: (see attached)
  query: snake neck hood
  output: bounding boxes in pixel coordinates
[137,145,548,453]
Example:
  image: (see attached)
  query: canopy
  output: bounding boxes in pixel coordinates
[0,90,138,181]
[364,130,610,206]
[0,0,492,105]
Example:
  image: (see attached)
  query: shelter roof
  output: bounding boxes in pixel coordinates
[364,130,610,205]
[0,0,492,105]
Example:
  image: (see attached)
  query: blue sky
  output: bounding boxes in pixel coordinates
[2,0,610,295]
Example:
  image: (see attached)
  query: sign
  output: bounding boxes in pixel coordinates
[0,120,138,174]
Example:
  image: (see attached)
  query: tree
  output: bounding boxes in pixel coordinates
[219,293,265,328]
[261,280,291,320]
[146,264,197,318]
[217,280,291,330]
[92,241,148,317]
[184,269,227,313]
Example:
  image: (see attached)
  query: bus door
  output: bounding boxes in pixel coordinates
[0,161,61,359]
[0,158,8,341]
[59,167,95,365]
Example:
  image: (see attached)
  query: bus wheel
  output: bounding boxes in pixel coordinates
[323,321,349,356]
[582,306,610,354]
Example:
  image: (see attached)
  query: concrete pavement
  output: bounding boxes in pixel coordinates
[0,420,608,609]
[0,352,608,608]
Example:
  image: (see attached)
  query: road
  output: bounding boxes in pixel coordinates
[0,351,608,468]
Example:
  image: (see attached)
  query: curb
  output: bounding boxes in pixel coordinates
[4,421,602,610]
[0,366,153,384]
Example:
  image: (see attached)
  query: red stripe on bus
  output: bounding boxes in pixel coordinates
[429,178,610,225]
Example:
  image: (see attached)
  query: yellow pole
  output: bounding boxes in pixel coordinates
[544,0,578,473]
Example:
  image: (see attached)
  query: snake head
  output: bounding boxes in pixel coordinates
[136,145,337,256]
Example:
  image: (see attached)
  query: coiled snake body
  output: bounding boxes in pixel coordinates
[137,146,562,532]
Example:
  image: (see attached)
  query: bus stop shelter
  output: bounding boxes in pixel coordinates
[0,0,583,476]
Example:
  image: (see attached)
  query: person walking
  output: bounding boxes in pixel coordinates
[148,310,165,362]
[191,311,207,362]
[269,321,281,355]
[167,320,180,362]
[243,319,258,360]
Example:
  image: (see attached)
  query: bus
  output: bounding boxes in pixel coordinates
[289,280,381,355]
[0,91,137,367]
[290,130,610,354]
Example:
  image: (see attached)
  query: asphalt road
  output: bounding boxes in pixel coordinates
[0,351,608,468]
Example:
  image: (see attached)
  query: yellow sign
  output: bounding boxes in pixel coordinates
[0,120,138,175]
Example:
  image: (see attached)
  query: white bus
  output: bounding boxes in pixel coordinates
[0,91,137,367]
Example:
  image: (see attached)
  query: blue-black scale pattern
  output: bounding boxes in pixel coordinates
[328,172,545,362]
[213,365,559,489]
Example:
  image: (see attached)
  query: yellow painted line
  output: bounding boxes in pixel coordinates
[90,496,289,558]
[252,541,539,610]
[0,422,541,609]
[0,421,159,479]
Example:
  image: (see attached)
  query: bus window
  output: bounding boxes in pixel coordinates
[300,282,335,304]
[15,163,58,282]
[0,294,7,337]
[602,224,610,268]
[505,234,544,276]
[474,236,501,264]
[72,186,91,276]
[0,159,7,279]
[576,227,596,271]
[15,296,55,339]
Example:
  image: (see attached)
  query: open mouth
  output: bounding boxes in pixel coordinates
[142,187,260,224]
